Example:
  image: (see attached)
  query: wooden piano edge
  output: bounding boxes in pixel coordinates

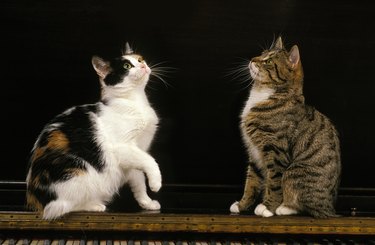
[0,211,374,236]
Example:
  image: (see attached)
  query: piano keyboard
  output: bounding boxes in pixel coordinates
[2,238,374,245]
[1,212,375,245]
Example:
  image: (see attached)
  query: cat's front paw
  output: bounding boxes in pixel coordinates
[254,203,274,217]
[149,179,161,192]
[139,199,161,210]
[148,174,162,192]
[230,201,240,213]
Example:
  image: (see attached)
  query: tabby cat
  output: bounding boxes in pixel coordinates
[230,37,341,218]
[26,43,162,219]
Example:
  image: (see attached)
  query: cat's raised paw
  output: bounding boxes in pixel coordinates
[229,201,240,213]
[275,204,298,216]
[254,203,274,217]
[149,179,162,192]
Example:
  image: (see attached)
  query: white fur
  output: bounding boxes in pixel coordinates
[254,203,274,217]
[240,87,274,167]
[42,55,161,220]
[241,87,274,120]
[276,204,298,216]
[229,201,240,213]
[249,62,259,81]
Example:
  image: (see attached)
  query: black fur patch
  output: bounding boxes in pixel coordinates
[103,58,133,86]
[30,103,104,187]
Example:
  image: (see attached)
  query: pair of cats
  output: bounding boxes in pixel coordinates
[26,37,341,220]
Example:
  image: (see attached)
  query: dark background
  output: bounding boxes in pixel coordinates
[1,0,374,189]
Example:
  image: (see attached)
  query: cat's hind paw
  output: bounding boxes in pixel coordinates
[275,204,298,216]
[254,203,274,217]
[85,203,106,212]
[43,200,73,220]
[229,201,240,213]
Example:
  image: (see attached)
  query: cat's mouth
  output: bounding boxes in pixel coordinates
[141,67,151,78]
[134,65,149,76]
[134,68,151,82]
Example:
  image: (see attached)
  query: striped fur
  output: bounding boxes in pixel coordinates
[26,43,162,219]
[230,37,341,218]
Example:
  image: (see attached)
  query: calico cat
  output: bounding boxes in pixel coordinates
[26,43,162,219]
[230,37,341,218]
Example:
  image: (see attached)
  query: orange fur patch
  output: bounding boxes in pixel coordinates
[31,130,70,162]
[48,130,69,149]
[68,168,86,176]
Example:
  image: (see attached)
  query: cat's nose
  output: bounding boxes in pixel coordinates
[249,61,258,71]
[249,61,255,68]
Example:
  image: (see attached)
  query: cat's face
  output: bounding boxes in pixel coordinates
[107,54,151,87]
[249,37,303,91]
[92,44,151,89]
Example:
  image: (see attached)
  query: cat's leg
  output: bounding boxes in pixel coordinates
[275,168,299,216]
[257,150,287,217]
[116,144,162,192]
[126,169,161,210]
[257,174,284,216]
[230,163,262,213]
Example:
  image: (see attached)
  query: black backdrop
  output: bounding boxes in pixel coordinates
[1,0,374,189]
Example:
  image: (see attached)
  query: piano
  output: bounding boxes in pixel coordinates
[1,182,375,244]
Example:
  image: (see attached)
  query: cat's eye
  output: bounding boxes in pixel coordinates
[138,57,144,63]
[123,63,132,69]
[263,59,273,65]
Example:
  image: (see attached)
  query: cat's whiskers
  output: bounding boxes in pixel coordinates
[225,58,253,91]
[148,62,178,89]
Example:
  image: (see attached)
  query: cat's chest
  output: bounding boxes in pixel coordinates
[241,87,275,119]
[99,100,158,141]
[240,87,274,165]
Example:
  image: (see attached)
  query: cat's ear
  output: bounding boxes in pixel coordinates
[124,42,134,55]
[288,45,300,69]
[92,56,111,79]
[274,36,284,49]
